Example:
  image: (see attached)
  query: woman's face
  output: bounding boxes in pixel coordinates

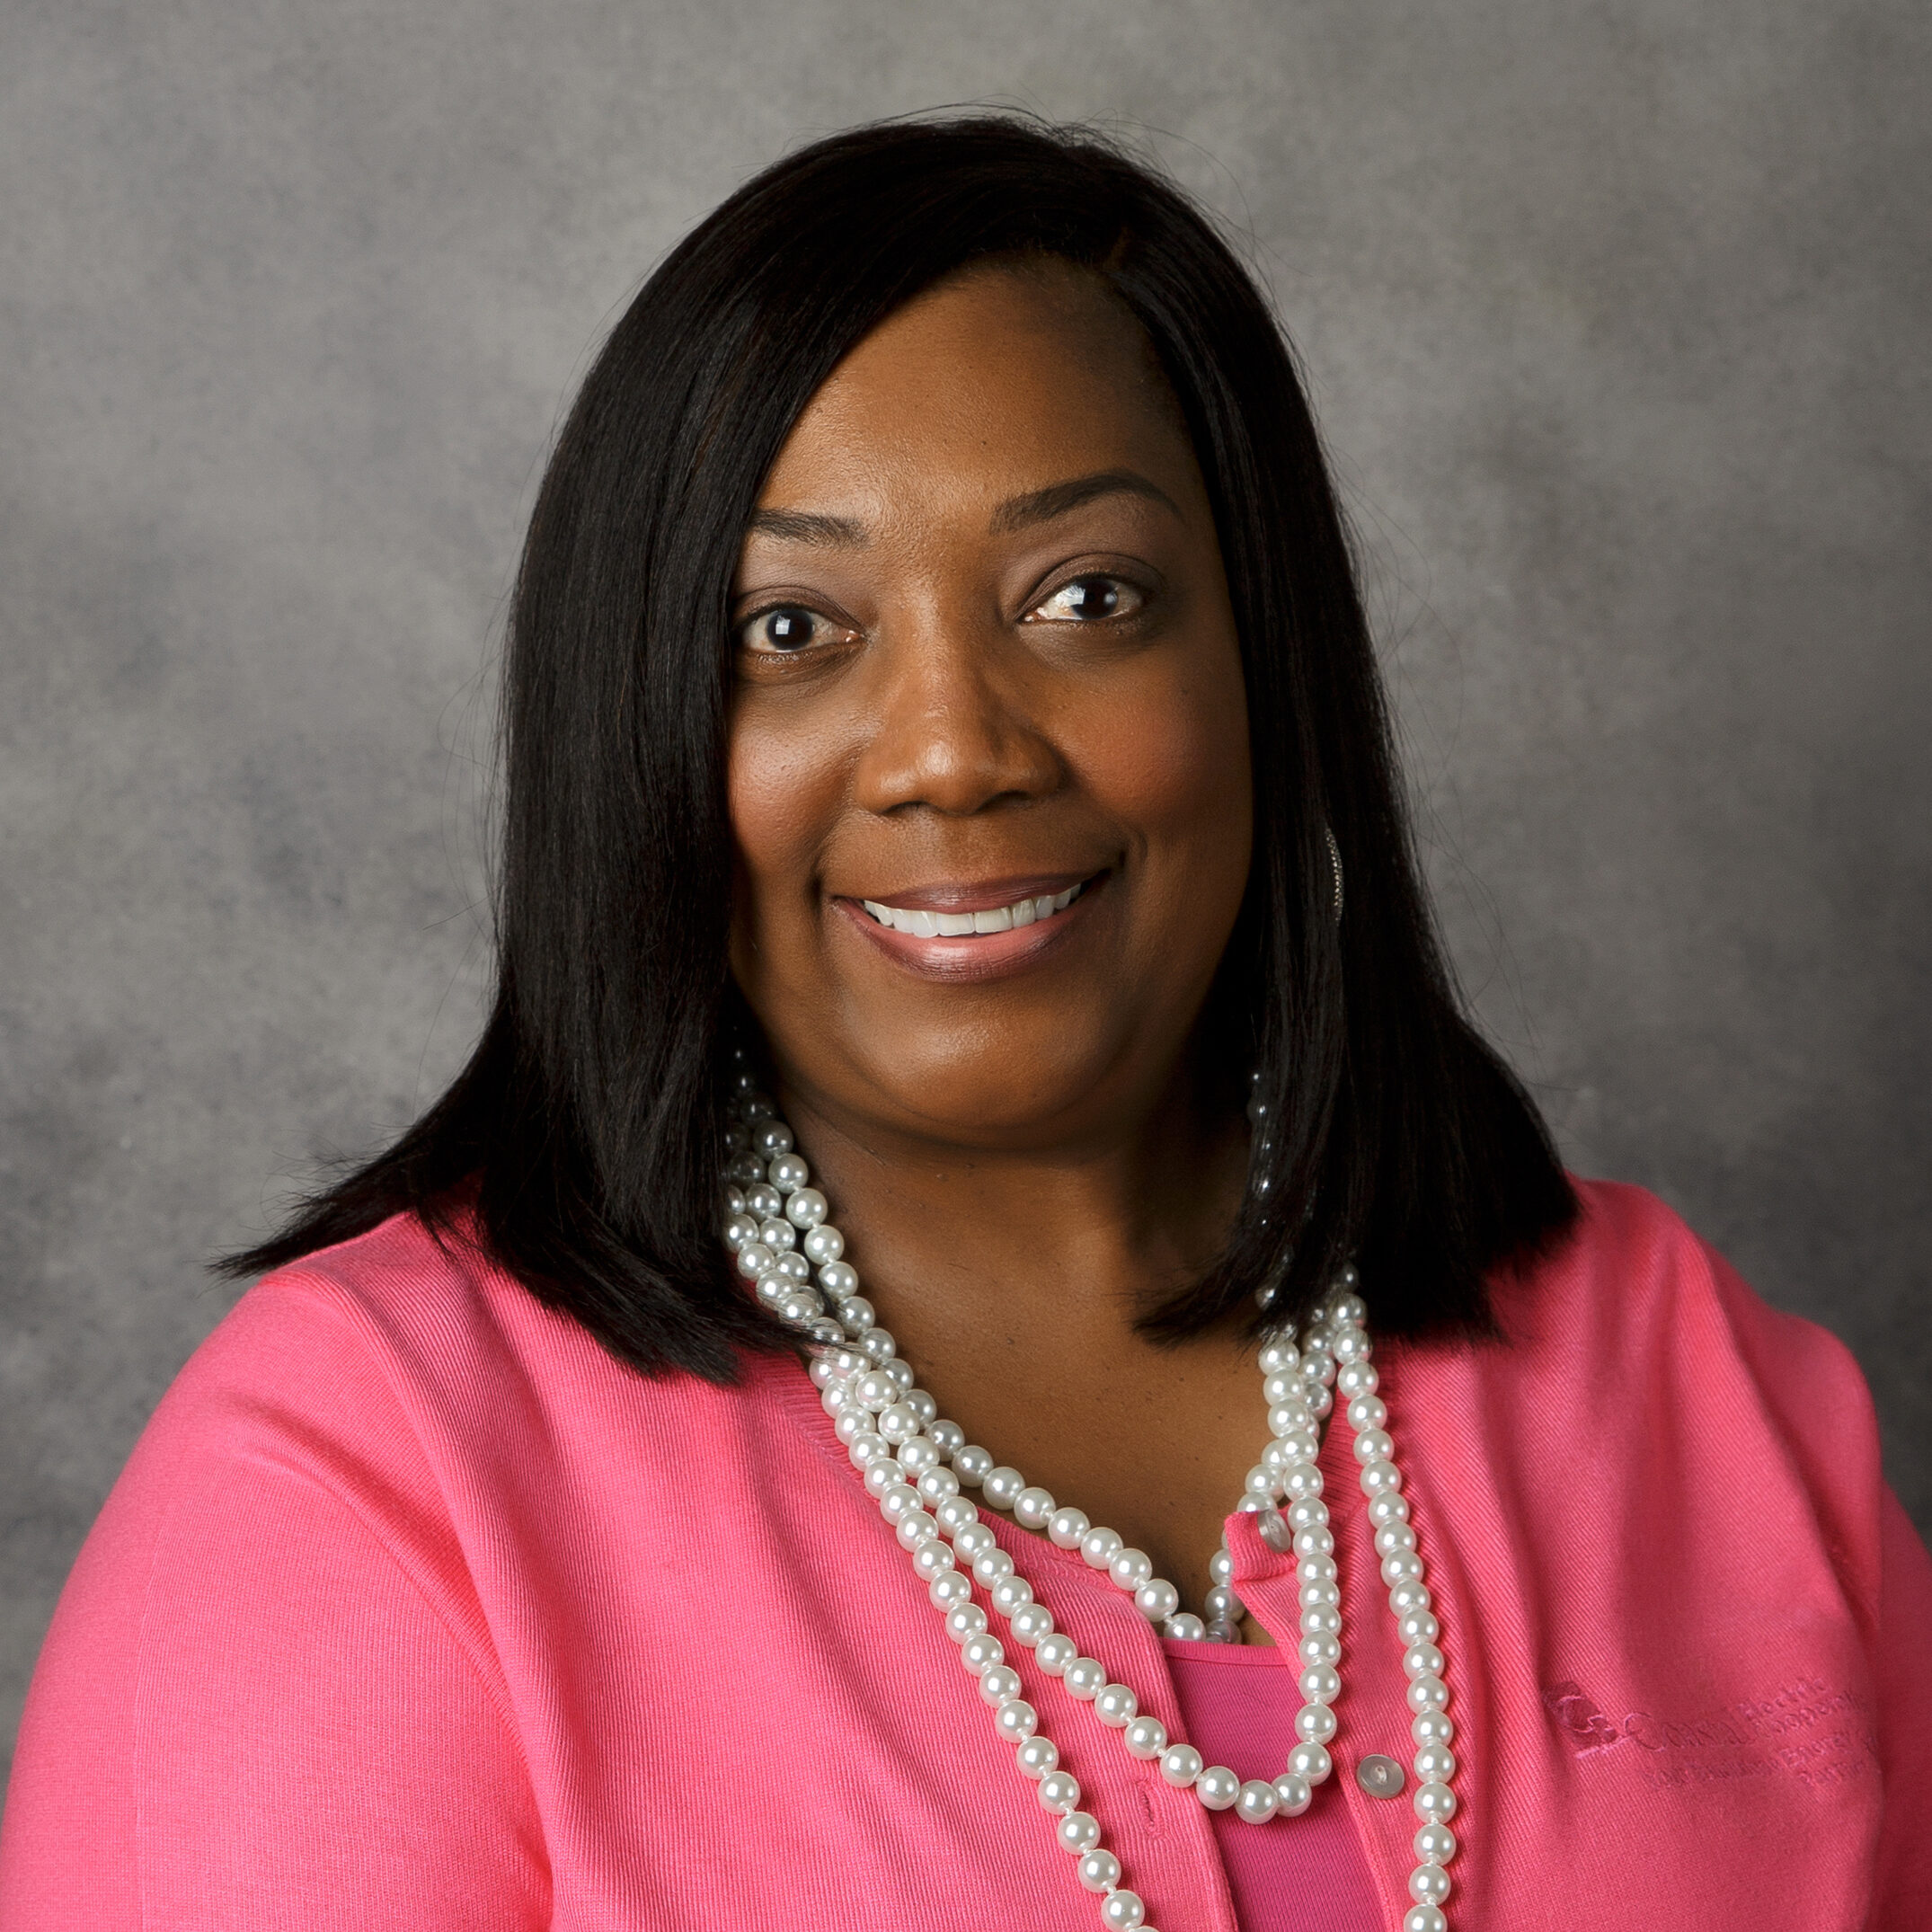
[727,262,1253,1149]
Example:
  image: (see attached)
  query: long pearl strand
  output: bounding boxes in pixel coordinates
[720,1069,1461,1932]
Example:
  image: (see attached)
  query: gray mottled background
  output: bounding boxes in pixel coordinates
[3,0,1928,1781]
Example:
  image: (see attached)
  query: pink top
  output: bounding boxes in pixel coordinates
[1165,1641,1379,1929]
[3,1179,1928,1930]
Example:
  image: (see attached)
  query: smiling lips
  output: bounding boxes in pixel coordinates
[858,880,1086,938]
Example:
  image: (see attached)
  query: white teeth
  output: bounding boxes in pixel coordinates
[861,880,1087,936]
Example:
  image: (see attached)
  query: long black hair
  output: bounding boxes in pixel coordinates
[224,113,1577,1378]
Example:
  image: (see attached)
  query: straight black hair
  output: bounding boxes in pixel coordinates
[224,113,1577,1377]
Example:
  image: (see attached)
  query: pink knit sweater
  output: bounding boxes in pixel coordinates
[3,1180,1928,1928]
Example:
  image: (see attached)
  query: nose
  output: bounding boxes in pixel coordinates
[851,611,1063,819]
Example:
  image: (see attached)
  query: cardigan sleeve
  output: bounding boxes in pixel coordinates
[1697,1235,1932,1926]
[0,1281,551,1930]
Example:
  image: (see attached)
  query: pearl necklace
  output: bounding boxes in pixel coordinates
[719,1071,1460,1932]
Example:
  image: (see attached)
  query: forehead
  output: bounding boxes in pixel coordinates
[757,262,1194,518]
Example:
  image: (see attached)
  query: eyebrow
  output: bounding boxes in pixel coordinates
[743,467,1182,550]
[988,468,1181,535]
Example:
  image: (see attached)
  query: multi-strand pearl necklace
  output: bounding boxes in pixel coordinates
[719,1069,1460,1932]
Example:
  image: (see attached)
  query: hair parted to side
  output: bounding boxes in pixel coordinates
[224,112,1577,1377]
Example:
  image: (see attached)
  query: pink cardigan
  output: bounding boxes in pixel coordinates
[4,1179,1928,1928]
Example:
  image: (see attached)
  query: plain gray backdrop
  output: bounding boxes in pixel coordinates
[4,0,1928,1781]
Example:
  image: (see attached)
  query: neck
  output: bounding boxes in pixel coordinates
[768,1045,1251,1372]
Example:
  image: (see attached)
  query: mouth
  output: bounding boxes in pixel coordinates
[834,871,1106,981]
[856,876,1092,939]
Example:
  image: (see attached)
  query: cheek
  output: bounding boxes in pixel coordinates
[726,705,847,959]
[1079,651,1253,895]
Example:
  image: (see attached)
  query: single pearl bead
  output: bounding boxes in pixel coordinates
[1160,1743,1205,1787]
[895,1510,938,1549]
[1403,1907,1448,1932]
[912,1539,955,1581]
[1135,1578,1180,1621]
[817,1259,858,1298]
[1202,1584,1243,1624]
[1295,1527,1335,1559]
[1376,1522,1418,1556]
[1037,1770,1080,1812]
[769,1153,810,1192]
[864,1460,904,1498]
[881,1355,913,1388]
[1299,1633,1340,1667]
[784,1183,826,1226]
[1015,1734,1059,1778]
[917,1465,961,1503]
[972,1548,1015,1588]
[995,1697,1038,1742]
[937,1496,979,1535]
[1331,1326,1370,1363]
[1353,1427,1395,1464]
[1063,1657,1107,1701]
[1414,1743,1457,1783]
[1163,1612,1206,1641]
[945,1603,988,1644]
[990,1574,1033,1617]
[851,1370,895,1413]
[1414,1822,1458,1865]
[1208,1546,1235,1586]
[1335,1360,1378,1397]
[1288,1499,1329,1533]
[876,1403,920,1444]
[1013,1485,1056,1529]
[1048,1506,1091,1549]
[1409,1864,1451,1905]
[1123,1715,1168,1759]
[1298,1578,1338,1609]
[1194,1766,1241,1811]
[1235,1779,1280,1824]
[1093,1683,1139,1728]
[904,1388,937,1424]
[723,1213,759,1252]
[1346,1394,1387,1430]
[1412,1709,1455,1747]
[1262,1372,1298,1405]
[1081,1527,1125,1571]
[1300,1347,1336,1387]
[896,1438,941,1478]
[1100,1889,1146,1929]
[1360,1459,1404,1496]
[1034,1635,1078,1675]
[1288,1740,1331,1784]
[927,1419,966,1458]
[1300,1601,1339,1634]
[1406,1674,1450,1713]
[1273,1772,1313,1814]
[979,1664,1022,1706]
[1008,1603,1056,1647]
[1108,1547,1155,1592]
[1413,1781,1458,1822]
[752,1121,793,1154]
[1398,1609,1440,1645]
[959,1633,1004,1673]
[758,1218,797,1253]
[953,1446,994,1487]
[1296,1703,1338,1742]
[1382,1550,1425,1587]
[929,1571,973,1609]
[1204,1619,1241,1644]
[802,1223,843,1264]
[1404,1643,1446,1680]
[1388,1580,1431,1615]
[1258,1339,1298,1373]
[1298,1663,1341,1704]
[981,1466,1026,1510]
[1267,1403,1313,1437]
[1057,1810,1102,1854]
[953,1522,996,1561]
[1077,1850,1121,1894]
[1243,1465,1278,1497]
[1301,1554,1338,1582]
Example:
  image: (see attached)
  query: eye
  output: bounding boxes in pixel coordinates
[741,605,825,653]
[1028,575,1145,624]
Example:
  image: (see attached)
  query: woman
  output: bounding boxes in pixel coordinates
[2,116,1925,1931]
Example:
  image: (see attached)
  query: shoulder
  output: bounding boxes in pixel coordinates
[1470,1176,1885,1609]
